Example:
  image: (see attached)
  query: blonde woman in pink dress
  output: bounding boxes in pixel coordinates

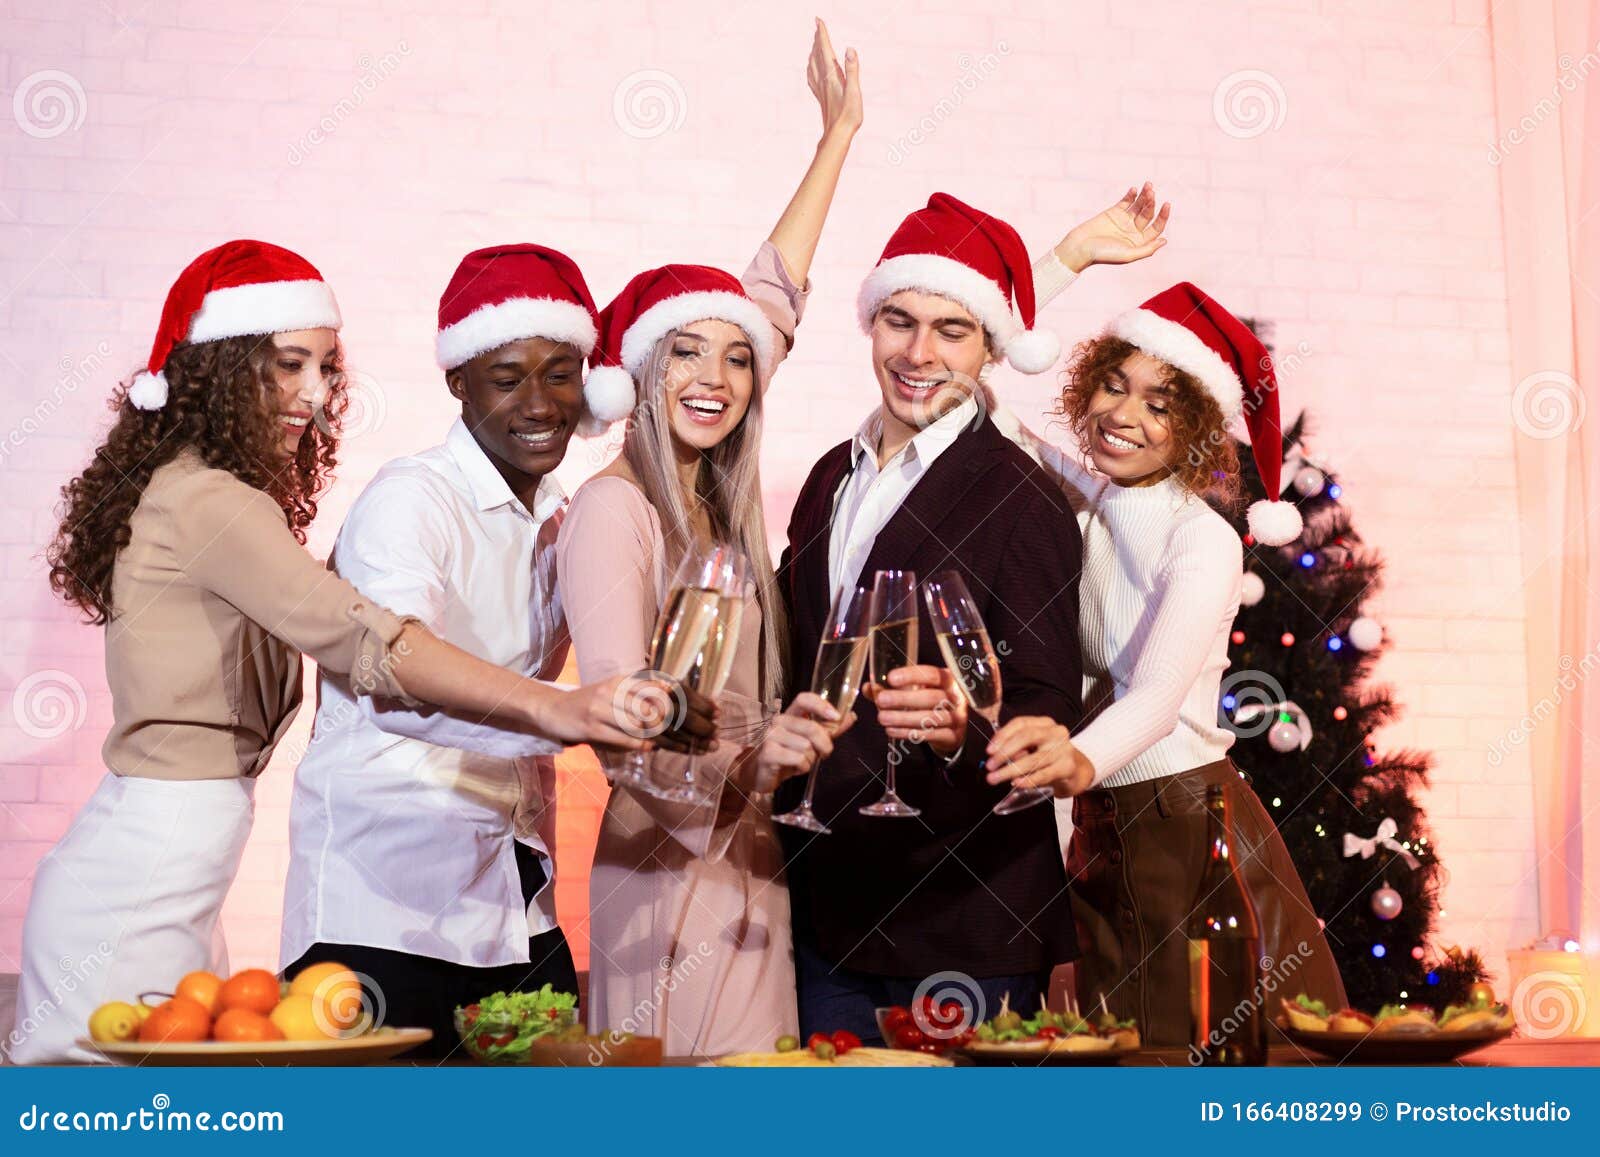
[556,22,861,1056]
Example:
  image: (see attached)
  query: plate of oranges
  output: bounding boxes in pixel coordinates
[77,961,431,1066]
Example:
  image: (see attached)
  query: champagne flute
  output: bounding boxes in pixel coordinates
[860,569,922,818]
[772,585,873,834]
[645,542,750,805]
[613,545,721,791]
[923,569,1051,815]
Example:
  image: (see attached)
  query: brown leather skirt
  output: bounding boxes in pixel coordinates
[1066,758,1348,1047]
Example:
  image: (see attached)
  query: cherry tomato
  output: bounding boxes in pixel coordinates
[893,1025,927,1050]
[1035,1026,1062,1040]
[475,1033,494,1051]
[806,1032,832,1052]
[493,1031,515,1046]
[883,1006,913,1033]
[831,1030,861,1055]
[463,1003,481,1024]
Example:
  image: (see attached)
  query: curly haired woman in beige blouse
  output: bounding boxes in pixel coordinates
[9,241,705,1065]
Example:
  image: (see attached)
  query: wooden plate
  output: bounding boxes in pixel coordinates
[1276,1022,1514,1064]
[78,1028,433,1067]
[959,1039,1138,1067]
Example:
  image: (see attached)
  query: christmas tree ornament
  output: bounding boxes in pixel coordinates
[1371,882,1403,920]
[1467,981,1496,1007]
[1293,466,1325,496]
[1234,700,1313,750]
[1342,817,1421,868]
[1231,629,1246,645]
[1347,616,1383,651]
[1240,571,1265,606]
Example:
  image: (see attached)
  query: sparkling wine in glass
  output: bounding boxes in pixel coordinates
[860,570,922,818]
[772,585,872,834]
[645,543,749,805]
[923,569,1051,815]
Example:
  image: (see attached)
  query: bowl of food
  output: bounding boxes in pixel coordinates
[1275,993,1515,1063]
[453,985,580,1065]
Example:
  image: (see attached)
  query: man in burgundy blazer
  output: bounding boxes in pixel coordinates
[775,406,1084,1041]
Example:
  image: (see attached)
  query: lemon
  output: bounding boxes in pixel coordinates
[88,1001,141,1043]
[269,993,339,1041]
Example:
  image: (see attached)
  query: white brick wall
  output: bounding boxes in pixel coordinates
[1,0,1538,986]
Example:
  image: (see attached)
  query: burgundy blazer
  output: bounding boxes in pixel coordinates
[774,411,1084,978]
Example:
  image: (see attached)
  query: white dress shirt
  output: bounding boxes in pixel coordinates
[828,394,981,597]
[281,418,570,971]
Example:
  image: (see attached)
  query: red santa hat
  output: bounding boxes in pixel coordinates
[130,240,342,411]
[585,264,774,425]
[856,192,1060,375]
[435,243,600,372]
[1109,281,1303,546]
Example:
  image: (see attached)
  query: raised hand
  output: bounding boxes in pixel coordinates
[1055,182,1172,273]
[807,17,863,141]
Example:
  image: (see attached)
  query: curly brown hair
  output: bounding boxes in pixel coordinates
[1055,334,1240,506]
[46,334,348,624]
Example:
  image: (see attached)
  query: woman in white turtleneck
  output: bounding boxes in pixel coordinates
[983,280,1348,1047]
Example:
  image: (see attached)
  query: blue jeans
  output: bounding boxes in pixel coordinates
[793,940,1048,1045]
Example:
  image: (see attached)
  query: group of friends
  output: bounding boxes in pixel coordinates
[10,23,1349,1064]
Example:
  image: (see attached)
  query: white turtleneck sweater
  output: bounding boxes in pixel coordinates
[990,404,1244,788]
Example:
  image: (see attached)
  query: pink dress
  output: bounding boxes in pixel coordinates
[555,243,806,1057]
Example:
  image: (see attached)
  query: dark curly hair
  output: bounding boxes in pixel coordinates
[46,334,348,624]
[1055,334,1241,507]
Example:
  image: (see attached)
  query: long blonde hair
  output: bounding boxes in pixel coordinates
[621,331,788,705]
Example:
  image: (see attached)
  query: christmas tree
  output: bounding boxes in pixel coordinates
[1212,322,1489,1012]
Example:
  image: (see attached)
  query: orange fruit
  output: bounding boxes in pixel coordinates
[175,970,224,1016]
[269,993,338,1042]
[218,968,283,1016]
[288,961,364,1031]
[212,1008,285,1043]
[139,996,211,1043]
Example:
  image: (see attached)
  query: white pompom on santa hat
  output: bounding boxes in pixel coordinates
[129,240,343,411]
[1109,281,1304,546]
[435,242,600,381]
[856,192,1060,375]
[585,263,775,432]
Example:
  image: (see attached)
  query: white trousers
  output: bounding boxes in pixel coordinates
[7,773,255,1065]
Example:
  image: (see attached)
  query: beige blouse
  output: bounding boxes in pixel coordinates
[102,448,414,781]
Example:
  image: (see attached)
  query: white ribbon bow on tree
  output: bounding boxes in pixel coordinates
[1342,817,1420,869]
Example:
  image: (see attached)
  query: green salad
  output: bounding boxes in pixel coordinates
[456,985,579,1061]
